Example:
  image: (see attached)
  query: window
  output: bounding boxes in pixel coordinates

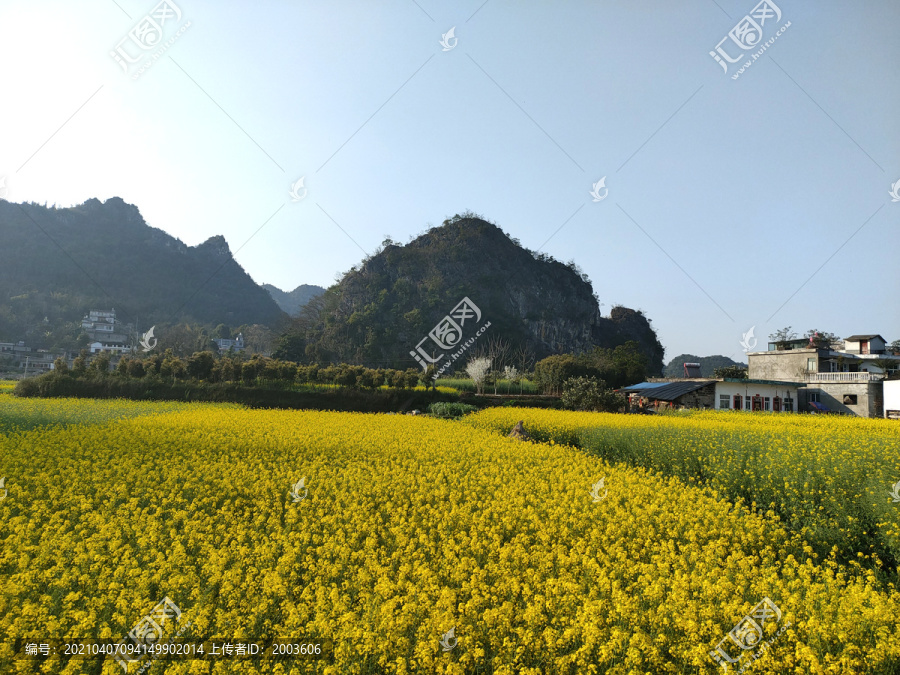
[807,358,817,372]
[783,398,794,412]
[843,394,858,405]
[764,397,771,411]
[719,395,731,409]
[809,392,820,403]
[733,394,742,410]
[745,397,751,411]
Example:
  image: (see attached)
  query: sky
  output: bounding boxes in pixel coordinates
[0,0,897,363]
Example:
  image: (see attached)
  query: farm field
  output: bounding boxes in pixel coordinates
[1,394,900,673]
[464,408,900,575]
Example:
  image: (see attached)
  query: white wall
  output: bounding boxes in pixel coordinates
[714,382,800,412]
[885,380,900,419]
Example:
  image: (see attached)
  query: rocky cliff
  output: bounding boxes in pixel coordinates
[283,215,664,373]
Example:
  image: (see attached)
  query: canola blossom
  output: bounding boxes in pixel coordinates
[1,398,899,673]
[465,407,900,572]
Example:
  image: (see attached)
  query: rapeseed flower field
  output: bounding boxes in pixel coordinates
[464,407,900,573]
[1,397,899,673]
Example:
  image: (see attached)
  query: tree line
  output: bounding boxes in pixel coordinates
[55,350,428,390]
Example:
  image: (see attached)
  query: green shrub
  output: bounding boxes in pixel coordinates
[427,402,478,419]
[560,376,625,413]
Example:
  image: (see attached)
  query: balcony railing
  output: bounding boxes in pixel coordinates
[808,372,884,382]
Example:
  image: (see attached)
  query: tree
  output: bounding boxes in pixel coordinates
[244,324,274,355]
[714,365,748,379]
[533,354,580,395]
[607,341,648,388]
[126,358,146,378]
[403,368,420,389]
[514,344,535,393]
[803,329,840,350]
[89,352,111,376]
[561,376,625,413]
[890,339,900,356]
[483,335,511,394]
[186,351,216,380]
[466,357,491,395]
[159,350,185,381]
[72,349,88,376]
[356,368,381,390]
[421,364,437,390]
[769,327,796,349]
[156,323,204,357]
[503,365,520,394]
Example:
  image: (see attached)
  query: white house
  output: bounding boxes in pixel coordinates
[88,341,132,356]
[714,379,803,412]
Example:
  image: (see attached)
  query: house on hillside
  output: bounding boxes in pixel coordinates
[82,309,135,355]
[215,332,245,354]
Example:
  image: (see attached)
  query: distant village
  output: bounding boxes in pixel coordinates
[2,309,898,419]
[0,309,245,375]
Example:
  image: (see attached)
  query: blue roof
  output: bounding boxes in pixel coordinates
[620,380,714,401]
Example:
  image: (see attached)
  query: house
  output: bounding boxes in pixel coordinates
[88,341,133,356]
[0,342,66,374]
[747,332,898,417]
[620,377,804,413]
[214,332,245,353]
[843,334,888,355]
[620,379,717,410]
[82,309,135,354]
[714,378,803,412]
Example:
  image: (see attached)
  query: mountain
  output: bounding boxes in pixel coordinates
[276,214,665,372]
[263,283,325,316]
[663,354,748,378]
[0,198,287,348]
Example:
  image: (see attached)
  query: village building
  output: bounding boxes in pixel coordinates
[82,309,135,355]
[748,333,896,418]
[620,376,803,413]
[623,332,898,418]
[214,332,245,353]
[0,341,66,374]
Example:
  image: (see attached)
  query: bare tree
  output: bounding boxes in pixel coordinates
[245,324,274,356]
[484,335,511,394]
[515,343,535,393]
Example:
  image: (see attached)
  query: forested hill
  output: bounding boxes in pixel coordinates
[263,284,325,316]
[276,214,665,372]
[663,354,747,378]
[0,198,286,345]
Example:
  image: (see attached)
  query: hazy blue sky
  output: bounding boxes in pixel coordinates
[1,0,897,362]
